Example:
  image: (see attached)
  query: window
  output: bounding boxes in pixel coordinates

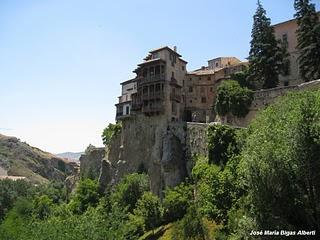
[189,86,193,92]
[201,97,206,103]
[182,66,185,71]
[199,77,201,80]
[200,87,205,93]
[189,78,192,81]
[215,62,219,67]
[282,33,288,47]
[183,80,185,86]
[207,76,211,80]
[126,106,130,115]
[284,81,289,86]
[210,87,213,92]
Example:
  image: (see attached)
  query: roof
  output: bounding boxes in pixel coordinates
[149,46,182,57]
[187,68,223,76]
[272,12,320,27]
[120,78,137,85]
[137,58,166,66]
[207,56,240,62]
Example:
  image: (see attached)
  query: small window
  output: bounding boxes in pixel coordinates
[207,76,211,80]
[201,97,206,103]
[215,62,219,67]
[190,100,192,103]
[183,80,185,86]
[126,106,130,115]
[189,78,192,81]
[189,86,193,92]
[199,77,201,80]
[210,87,213,92]
[284,81,289,86]
[200,87,205,93]
[182,66,185,71]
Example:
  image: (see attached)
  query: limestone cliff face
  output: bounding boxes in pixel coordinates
[79,147,105,180]
[99,115,188,196]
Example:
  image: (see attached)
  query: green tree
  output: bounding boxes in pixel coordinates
[207,124,240,166]
[33,195,53,220]
[132,192,163,231]
[294,0,320,81]
[102,123,122,146]
[240,90,320,231]
[68,179,101,214]
[247,0,284,89]
[163,182,193,222]
[111,173,149,213]
[215,80,253,118]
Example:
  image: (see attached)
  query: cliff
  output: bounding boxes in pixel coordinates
[0,134,77,184]
[79,146,105,180]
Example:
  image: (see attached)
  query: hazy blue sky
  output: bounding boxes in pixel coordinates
[1,0,319,153]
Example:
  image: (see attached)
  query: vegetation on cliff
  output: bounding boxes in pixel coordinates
[1,90,319,239]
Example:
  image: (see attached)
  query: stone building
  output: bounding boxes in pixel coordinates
[115,78,137,121]
[183,59,247,123]
[115,46,247,123]
[273,18,300,86]
[124,46,188,121]
[273,13,319,86]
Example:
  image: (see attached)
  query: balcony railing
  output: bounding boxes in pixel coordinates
[141,91,164,101]
[140,74,165,85]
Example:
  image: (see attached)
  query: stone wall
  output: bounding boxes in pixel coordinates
[223,79,320,127]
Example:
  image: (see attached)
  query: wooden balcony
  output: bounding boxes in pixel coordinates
[140,74,165,85]
[141,91,164,101]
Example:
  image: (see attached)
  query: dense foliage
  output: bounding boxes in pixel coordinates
[101,123,122,146]
[240,90,320,231]
[294,0,320,81]
[207,124,240,166]
[215,80,253,118]
[247,1,284,89]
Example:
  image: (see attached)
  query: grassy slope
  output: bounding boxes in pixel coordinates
[0,134,75,184]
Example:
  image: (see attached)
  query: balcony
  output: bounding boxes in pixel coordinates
[140,74,165,85]
[142,105,164,114]
[141,91,164,101]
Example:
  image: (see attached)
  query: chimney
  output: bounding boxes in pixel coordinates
[173,46,177,52]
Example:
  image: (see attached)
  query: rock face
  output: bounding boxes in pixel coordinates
[79,147,105,180]
[99,115,188,196]
[0,134,76,184]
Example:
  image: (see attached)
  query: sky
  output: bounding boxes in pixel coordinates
[0,0,319,153]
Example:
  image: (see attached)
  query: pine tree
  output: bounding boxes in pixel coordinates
[247,0,284,89]
[294,0,320,81]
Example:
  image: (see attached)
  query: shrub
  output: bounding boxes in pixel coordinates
[102,123,122,146]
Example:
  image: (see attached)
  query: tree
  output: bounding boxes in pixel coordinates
[102,123,122,146]
[294,0,320,81]
[207,124,240,166]
[247,0,284,89]
[111,173,150,213]
[240,90,320,231]
[215,80,253,119]
[68,179,101,214]
[132,192,163,231]
[162,182,193,222]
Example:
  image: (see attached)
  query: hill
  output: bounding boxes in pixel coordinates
[0,133,76,184]
[56,152,83,162]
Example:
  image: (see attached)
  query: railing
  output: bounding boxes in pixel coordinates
[140,74,165,85]
[141,92,164,101]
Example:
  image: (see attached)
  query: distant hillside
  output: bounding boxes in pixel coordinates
[0,134,76,184]
[56,152,83,162]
